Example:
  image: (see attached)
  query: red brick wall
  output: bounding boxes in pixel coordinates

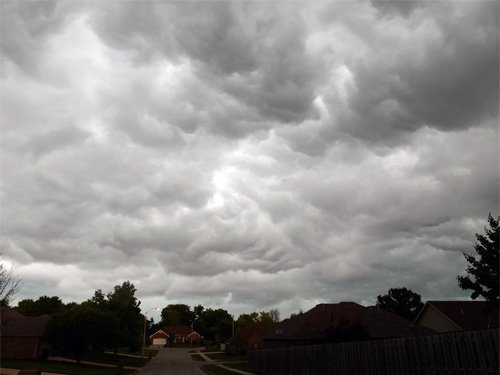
[1,337,40,359]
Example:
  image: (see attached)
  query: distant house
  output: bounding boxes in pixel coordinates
[149,329,170,346]
[226,323,275,354]
[263,302,433,348]
[163,325,203,345]
[414,301,499,332]
[0,307,51,359]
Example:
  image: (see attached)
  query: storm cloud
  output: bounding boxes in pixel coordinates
[1,0,498,319]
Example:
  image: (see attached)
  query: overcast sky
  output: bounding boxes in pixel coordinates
[1,1,498,322]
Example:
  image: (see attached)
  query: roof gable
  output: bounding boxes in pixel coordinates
[149,330,169,339]
[418,301,499,331]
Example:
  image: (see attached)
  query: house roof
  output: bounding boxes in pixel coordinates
[149,329,169,340]
[1,307,50,337]
[264,302,432,342]
[415,301,499,331]
[227,322,274,344]
[164,325,193,335]
[242,323,274,340]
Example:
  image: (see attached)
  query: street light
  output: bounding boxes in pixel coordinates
[143,307,160,358]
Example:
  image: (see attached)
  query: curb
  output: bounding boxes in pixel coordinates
[130,348,160,374]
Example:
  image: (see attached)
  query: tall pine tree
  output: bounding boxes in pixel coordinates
[376,287,424,320]
[457,213,499,307]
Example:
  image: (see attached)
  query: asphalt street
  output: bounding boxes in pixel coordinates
[137,347,205,375]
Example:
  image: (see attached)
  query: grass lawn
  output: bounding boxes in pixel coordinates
[204,344,220,351]
[204,352,247,362]
[105,347,159,358]
[83,351,149,367]
[1,359,135,375]
[222,361,249,371]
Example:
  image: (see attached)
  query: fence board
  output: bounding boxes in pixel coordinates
[248,329,499,375]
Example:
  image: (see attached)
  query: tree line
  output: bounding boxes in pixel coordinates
[12,281,143,362]
[1,212,498,359]
[11,284,283,359]
[150,303,281,343]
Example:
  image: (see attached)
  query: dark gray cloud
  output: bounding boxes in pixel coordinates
[1,1,498,319]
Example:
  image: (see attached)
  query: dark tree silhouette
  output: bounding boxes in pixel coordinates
[457,213,499,307]
[377,287,424,320]
[0,258,22,306]
[16,295,64,316]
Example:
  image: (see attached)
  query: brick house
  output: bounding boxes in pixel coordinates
[414,300,499,332]
[263,302,433,348]
[163,325,203,345]
[1,307,51,359]
[226,322,275,354]
[149,329,169,346]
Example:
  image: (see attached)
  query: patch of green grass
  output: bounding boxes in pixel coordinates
[1,359,135,375]
[105,347,158,357]
[204,344,221,351]
[204,352,247,362]
[83,351,148,367]
[222,361,249,371]
[202,364,240,375]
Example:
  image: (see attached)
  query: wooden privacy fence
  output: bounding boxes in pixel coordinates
[247,329,499,375]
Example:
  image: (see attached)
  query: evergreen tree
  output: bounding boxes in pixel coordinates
[457,213,499,307]
[377,287,424,320]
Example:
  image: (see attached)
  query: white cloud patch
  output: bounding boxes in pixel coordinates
[1,1,498,317]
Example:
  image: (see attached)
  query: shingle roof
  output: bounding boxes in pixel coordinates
[149,329,169,340]
[227,322,274,344]
[1,307,50,337]
[264,302,432,341]
[164,325,192,335]
[420,301,499,331]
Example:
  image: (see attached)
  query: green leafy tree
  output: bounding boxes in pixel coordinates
[193,305,206,334]
[46,302,118,362]
[194,304,205,319]
[198,308,233,342]
[290,309,304,319]
[90,289,106,306]
[377,287,424,320]
[457,213,499,307]
[235,310,280,333]
[258,309,280,324]
[236,312,259,332]
[106,281,143,353]
[161,304,195,327]
[16,296,64,316]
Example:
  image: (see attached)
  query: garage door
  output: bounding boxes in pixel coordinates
[152,338,166,346]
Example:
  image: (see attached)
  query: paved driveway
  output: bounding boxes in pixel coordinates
[137,347,205,375]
